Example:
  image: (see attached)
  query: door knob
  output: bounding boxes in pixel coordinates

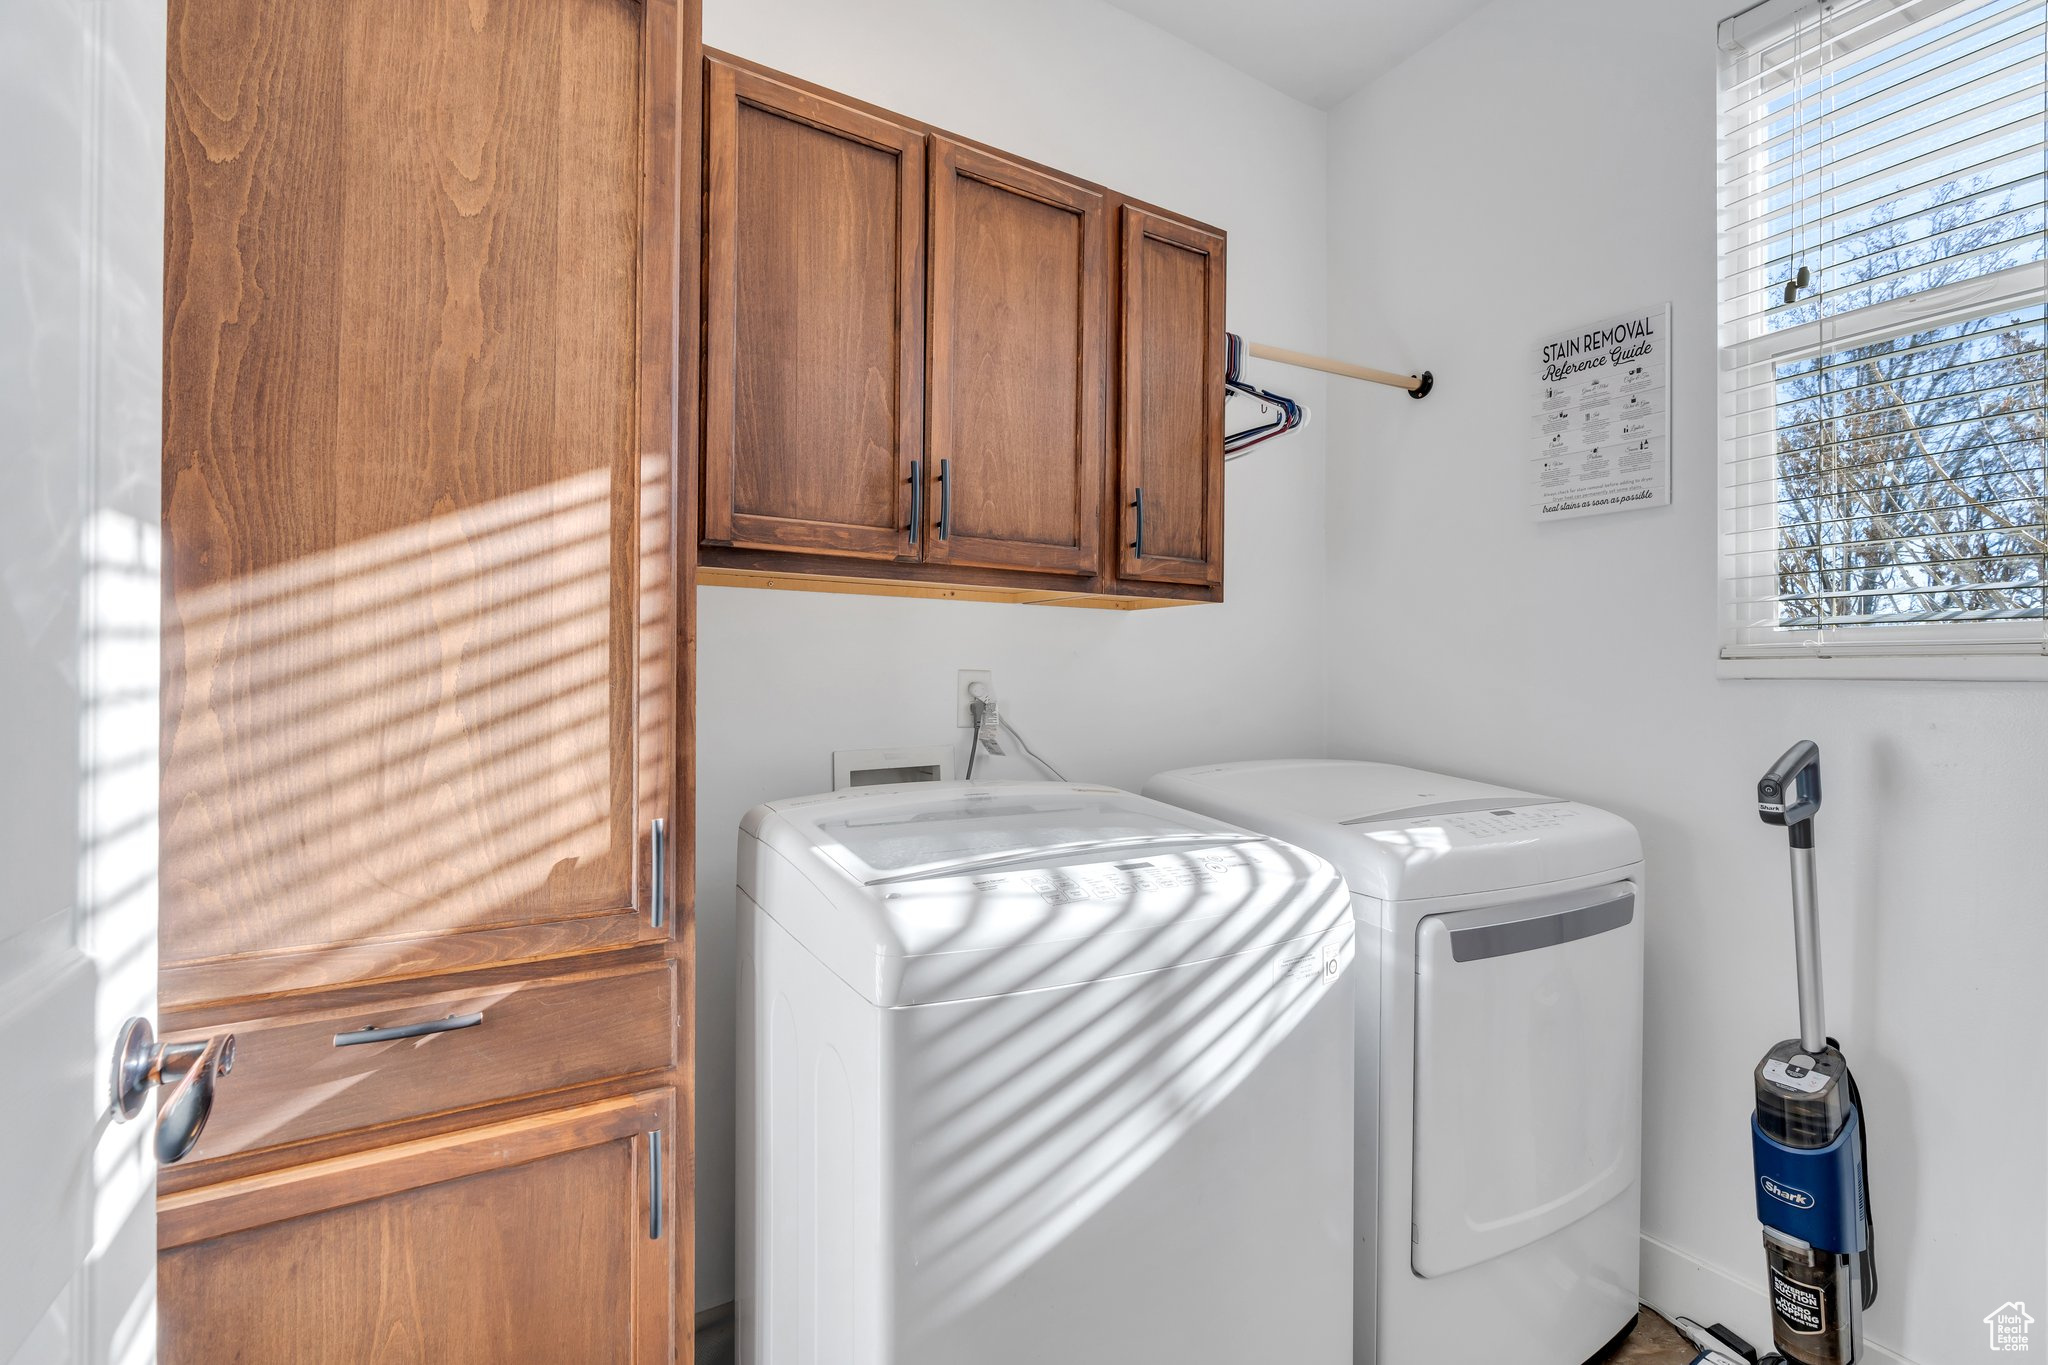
[109,1016,237,1164]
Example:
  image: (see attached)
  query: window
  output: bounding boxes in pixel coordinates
[1717,0,2048,674]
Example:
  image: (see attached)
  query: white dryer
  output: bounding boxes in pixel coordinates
[736,781,1356,1365]
[1145,760,1644,1365]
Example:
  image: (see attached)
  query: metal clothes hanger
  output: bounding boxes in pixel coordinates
[1224,332,1308,458]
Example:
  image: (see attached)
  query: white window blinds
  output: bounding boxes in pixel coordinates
[1717,0,2048,662]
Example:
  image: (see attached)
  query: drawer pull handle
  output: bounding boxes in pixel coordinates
[333,1012,485,1048]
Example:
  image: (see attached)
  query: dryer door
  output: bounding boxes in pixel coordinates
[1410,882,1643,1278]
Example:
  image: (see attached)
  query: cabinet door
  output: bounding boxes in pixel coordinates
[159,1093,676,1365]
[703,59,925,560]
[1117,207,1226,589]
[926,138,1107,576]
[161,0,686,1000]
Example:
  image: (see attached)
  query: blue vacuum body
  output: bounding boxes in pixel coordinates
[1752,742,1876,1365]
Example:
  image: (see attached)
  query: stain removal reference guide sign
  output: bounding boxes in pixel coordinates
[1530,303,1670,521]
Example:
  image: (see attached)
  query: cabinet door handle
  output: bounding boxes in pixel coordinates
[907,460,921,547]
[1131,488,1145,559]
[647,1130,664,1240]
[333,1013,485,1047]
[649,816,667,929]
[937,459,951,541]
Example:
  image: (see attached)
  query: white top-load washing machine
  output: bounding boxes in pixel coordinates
[1145,760,1645,1365]
[736,781,1356,1365]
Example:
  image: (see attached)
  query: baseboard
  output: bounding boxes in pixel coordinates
[695,1301,735,1365]
[1640,1234,1920,1365]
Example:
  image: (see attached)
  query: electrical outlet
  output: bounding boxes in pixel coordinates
[956,670,993,727]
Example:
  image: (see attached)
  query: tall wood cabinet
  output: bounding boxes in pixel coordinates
[159,0,699,1355]
[697,55,1226,607]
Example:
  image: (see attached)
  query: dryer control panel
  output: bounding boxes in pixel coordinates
[1434,805,1586,840]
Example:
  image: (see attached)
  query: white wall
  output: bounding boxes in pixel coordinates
[694,0,1334,1308]
[1325,3,2048,1361]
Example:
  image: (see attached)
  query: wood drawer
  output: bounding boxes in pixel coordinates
[162,956,676,1167]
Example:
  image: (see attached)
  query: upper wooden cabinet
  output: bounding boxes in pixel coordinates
[702,61,925,561]
[925,139,1107,577]
[698,54,1225,607]
[1117,208,1227,589]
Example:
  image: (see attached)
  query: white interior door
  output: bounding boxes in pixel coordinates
[1,0,165,1360]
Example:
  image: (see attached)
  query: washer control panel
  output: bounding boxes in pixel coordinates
[1004,851,1249,905]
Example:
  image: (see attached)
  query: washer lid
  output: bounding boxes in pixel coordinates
[759,782,1260,886]
[740,782,1350,1006]
[1143,759,1641,900]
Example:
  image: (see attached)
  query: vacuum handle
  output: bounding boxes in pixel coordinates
[1758,740,1828,1051]
[1789,847,1826,1053]
[1758,740,1822,844]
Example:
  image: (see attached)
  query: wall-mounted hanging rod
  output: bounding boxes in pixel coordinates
[1242,338,1434,400]
[1222,333,1433,460]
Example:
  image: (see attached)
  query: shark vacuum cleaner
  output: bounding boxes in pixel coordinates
[1750,741,1877,1365]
